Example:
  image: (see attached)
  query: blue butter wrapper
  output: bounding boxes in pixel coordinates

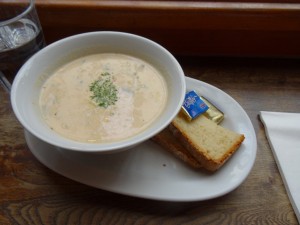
[182,90,209,120]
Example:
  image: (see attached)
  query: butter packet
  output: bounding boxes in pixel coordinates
[200,96,224,124]
[181,90,224,124]
[181,90,209,120]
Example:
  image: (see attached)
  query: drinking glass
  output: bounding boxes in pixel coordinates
[0,0,45,91]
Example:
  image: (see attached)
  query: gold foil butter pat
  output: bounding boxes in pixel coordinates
[200,96,224,124]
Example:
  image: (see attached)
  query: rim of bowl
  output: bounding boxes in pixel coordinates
[11,31,186,153]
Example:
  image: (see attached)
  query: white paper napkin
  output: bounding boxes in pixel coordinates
[259,111,300,223]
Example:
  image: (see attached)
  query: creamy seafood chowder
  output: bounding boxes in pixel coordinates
[39,53,168,143]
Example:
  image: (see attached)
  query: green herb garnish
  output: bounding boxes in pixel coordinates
[89,72,118,108]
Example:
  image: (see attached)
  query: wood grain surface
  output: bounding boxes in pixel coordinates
[1,57,299,224]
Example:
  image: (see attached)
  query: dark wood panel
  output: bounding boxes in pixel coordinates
[33,1,300,57]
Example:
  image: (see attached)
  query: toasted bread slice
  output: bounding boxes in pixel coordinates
[170,113,245,171]
[152,128,202,169]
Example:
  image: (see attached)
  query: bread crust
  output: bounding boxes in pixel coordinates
[152,129,202,169]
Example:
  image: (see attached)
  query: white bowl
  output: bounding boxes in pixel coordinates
[11,31,186,153]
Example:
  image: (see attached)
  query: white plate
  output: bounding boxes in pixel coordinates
[25,77,257,201]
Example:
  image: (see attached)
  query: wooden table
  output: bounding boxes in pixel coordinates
[1,56,299,224]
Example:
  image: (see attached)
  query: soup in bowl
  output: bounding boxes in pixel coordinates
[11,31,186,153]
